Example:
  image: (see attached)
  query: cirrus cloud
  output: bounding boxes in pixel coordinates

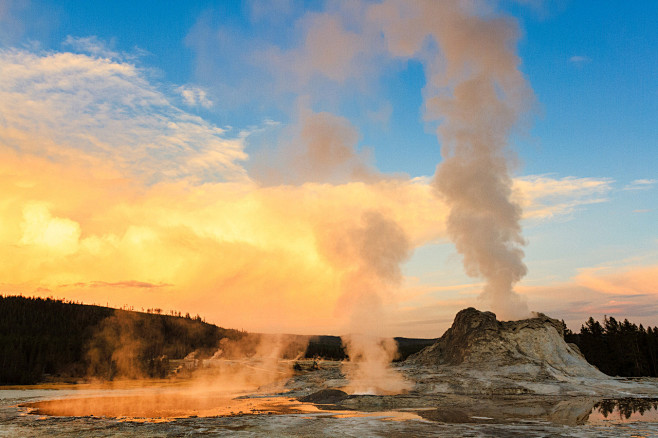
[0,48,249,184]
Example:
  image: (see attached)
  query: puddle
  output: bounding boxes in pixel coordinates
[21,391,428,424]
[587,398,658,425]
[21,392,320,421]
[330,410,426,422]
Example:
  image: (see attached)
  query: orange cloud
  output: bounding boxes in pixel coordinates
[575,265,658,296]
[396,264,658,337]
[0,48,629,336]
[0,147,444,334]
[513,265,658,333]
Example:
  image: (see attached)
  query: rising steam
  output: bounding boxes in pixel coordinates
[369,0,534,319]
[428,3,533,320]
[324,211,413,394]
[277,0,536,392]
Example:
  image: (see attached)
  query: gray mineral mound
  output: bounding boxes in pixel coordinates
[299,389,350,404]
[407,307,606,380]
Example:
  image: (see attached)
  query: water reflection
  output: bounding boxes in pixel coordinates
[409,397,598,426]
[18,390,658,427]
[589,398,658,424]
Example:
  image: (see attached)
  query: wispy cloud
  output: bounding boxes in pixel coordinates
[575,265,658,296]
[367,102,393,127]
[513,174,613,220]
[266,10,372,86]
[569,55,591,63]
[623,179,657,191]
[0,48,249,184]
[395,261,658,335]
[60,280,171,289]
[518,264,658,331]
[64,35,122,59]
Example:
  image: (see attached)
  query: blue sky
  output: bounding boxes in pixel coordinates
[8,0,653,178]
[5,1,655,179]
[0,0,656,335]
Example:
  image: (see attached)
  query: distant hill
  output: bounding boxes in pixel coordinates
[0,295,439,386]
[0,295,244,385]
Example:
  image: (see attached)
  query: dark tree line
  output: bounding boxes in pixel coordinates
[304,336,348,360]
[0,295,244,385]
[565,316,658,377]
[302,335,437,362]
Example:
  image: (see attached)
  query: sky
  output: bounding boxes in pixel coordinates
[0,0,656,337]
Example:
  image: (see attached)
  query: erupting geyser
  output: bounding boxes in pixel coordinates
[421,1,534,320]
[334,0,535,392]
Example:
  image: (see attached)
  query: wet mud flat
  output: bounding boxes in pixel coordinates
[3,388,658,437]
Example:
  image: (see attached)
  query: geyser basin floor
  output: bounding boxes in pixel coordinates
[17,391,658,425]
[4,389,658,437]
[5,311,658,436]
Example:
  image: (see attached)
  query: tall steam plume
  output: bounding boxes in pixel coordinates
[372,0,534,319]
[428,3,533,319]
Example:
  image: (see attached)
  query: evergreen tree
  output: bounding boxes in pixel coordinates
[568,315,658,377]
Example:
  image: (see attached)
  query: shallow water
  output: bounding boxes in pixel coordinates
[588,398,658,425]
[2,388,658,437]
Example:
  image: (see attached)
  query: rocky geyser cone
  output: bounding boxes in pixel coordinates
[407,308,605,378]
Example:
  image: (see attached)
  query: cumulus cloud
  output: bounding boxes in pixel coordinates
[0,48,427,336]
[0,153,644,335]
[19,202,81,256]
[0,142,442,335]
